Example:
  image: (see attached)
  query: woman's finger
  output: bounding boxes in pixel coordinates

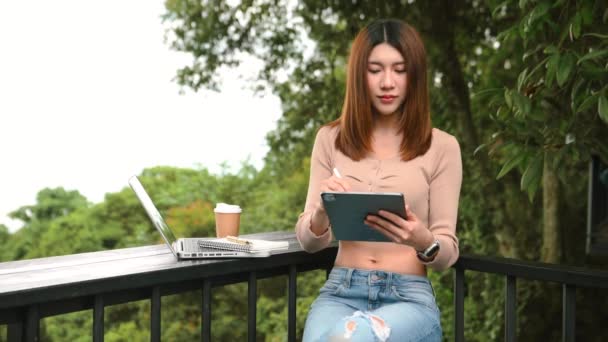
[330,177,350,192]
[377,210,407,227]
[405,205,415,220]
[335,178,351,192]
[365,217,401,241]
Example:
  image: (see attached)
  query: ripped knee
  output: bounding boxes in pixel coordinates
[334,311,391,341]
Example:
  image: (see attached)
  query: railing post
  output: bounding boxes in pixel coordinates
[93,295,104,342]
[201,279,212,342]
[7,322,23,342]
[288,264,297,342]
[505,275,517,342]
[151,286,161,342]
[562,284,576,342]
[454,266,465,342]
[248,272,257,342]
[24,305,39,342]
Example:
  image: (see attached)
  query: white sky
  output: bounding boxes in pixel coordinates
[0,1,282,231]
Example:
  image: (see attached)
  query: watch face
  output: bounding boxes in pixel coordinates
[423,240,440,258]
[426,243,440,257]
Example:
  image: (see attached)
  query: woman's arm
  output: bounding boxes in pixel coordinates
[422,134,463,271]
[295,127,337,252]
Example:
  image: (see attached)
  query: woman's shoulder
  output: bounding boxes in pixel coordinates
[316,122,340,141]
[430,128,460,153]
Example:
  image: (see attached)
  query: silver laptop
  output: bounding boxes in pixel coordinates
[128,175,269,260]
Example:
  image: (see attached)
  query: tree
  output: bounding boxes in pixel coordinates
[479,0,608,263]
[9,187,89,224]
[5,188,89,260]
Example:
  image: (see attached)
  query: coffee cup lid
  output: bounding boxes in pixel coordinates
[214,203,242,213]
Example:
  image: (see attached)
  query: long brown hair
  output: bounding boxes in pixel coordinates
[329,19,432,161]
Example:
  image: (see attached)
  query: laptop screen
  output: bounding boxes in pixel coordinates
[129,175,178,257]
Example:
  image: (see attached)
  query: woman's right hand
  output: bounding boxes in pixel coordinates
[319,174,352,193]
[310,174,351,235]
[318,174,352,212]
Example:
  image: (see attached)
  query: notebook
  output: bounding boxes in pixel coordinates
[129,175,271,260]
[198,236,289,253]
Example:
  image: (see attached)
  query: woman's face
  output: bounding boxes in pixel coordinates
[366,43,408,116]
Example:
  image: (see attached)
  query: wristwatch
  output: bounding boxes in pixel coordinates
[416,239,440,262]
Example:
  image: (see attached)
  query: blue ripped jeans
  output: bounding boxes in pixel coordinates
[302,267,442,342]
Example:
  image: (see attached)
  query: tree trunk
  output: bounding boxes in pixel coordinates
[541,154,561,263]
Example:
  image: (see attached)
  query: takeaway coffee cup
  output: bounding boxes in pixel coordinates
[214,203,242,238]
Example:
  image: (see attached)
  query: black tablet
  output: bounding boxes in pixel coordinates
[321,191,406,242]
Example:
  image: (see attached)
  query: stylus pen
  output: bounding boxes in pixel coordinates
[332,167,342,178]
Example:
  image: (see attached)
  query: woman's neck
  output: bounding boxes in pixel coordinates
[372,111,400,136]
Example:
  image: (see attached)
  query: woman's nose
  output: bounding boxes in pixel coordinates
[380,71,395,88]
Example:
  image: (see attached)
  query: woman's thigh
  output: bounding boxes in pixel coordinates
[371,301,442,342]
[302,296,360,342]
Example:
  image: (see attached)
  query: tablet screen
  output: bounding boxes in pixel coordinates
[321,192,406,242]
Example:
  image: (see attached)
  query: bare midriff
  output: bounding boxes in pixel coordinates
[334,241,426,276]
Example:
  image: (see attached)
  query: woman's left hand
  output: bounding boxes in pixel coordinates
[364,205,433,251]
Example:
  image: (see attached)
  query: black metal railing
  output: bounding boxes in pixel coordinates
[1,231,608,341]
[0,232,337,342]
[453,254,608,342]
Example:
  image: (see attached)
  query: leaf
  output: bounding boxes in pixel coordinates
[576,93,599,113]
[582,33,608,39]
[497,153,526,179]
[504,89,513,109]
[513,91,532,115]
[471,88,503,100]
[583,32,608,39]
[517,68,528,91]
[599,96,608,124]
[579,63,608,81]
[543,45,558,55]
[523,44,545,61]
[581,2,593,25]
[519,0,528,9]
[570,79,585,113]
[556,53,575,87]
[473,144,487,156]
[522,56,549,86]
[577,49,608,65]
[545,53,559,86]
[571,78,585,102]
[526,173,541,202]
[570,12,582,40]
[491,2,508,18]
[520,154,543,196]
[528,2,551,28]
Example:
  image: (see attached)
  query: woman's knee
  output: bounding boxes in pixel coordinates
[326,311,391,342]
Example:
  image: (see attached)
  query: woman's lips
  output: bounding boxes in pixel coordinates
[378,95,397,104]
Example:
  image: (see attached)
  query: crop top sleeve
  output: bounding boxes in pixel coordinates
[294,126,334,252]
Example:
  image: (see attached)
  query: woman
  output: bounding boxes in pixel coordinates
[295,19,462,342]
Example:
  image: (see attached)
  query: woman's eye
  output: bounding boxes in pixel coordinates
[395,69,407,74]
[368,69,381,74]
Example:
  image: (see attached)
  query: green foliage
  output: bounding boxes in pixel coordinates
[483,0,608,200]
[9,187,89,224]
[0,225,9,262]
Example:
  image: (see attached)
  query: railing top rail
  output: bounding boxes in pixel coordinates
[0,231,337,310]
[456,254,608,288]
[2,233,607,313]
